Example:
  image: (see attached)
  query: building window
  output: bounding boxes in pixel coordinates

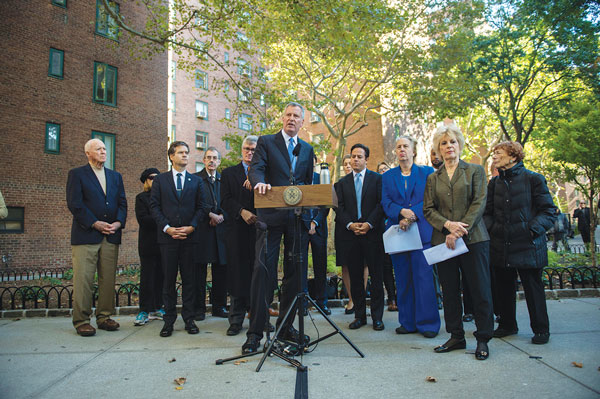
[224,81,229,92]
[170,92,176,114]
[91,131,115,169]
[258,67,266,81]
[195,70,208,90]
[45,122,60,154]
[195,131,208,151]
[170,125,176,143]
[0,207,24,234]
[93,62,117,106]
[238,114,252,131]
[238,87,251,102]
[224,52,229,63]
[171,60,177,81]
[237,59,251,78]
[48,48,64,79]
[195,40,207,60]
[195,162,205,172]
[225,108,231,120]
[195,100,208,119]
[310,112,321,123]
[260,94,265,106]
[95,0,119,41]
[52,0,67,8]
[237,32,249,45]
[312,134,324,145]
[260,120,267,131]
[225,139,231,150]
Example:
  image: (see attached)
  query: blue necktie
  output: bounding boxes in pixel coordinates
[355,173,362,219]
[288,138,296,172]
[176,173,182,197]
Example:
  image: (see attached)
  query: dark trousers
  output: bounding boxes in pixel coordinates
[195,263,227,314]
[437,241,493,342]
[229,295,250,327]
[302,231,328,306]
[494,267,549,334]
[160,242,197,324]
[347,236,384,323]
[382,253,396,303]
[138,254,163,313]
[461,273,473,315]
[248,220,302,339]
[552,232,569,251]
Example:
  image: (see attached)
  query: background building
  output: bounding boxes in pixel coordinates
[0,0,167,269]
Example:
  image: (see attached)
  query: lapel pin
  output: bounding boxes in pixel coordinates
[188,178,191,181]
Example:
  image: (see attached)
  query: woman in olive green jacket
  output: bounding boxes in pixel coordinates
[423,124,494,361]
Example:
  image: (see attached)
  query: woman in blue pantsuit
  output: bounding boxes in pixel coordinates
[381,136,440,338]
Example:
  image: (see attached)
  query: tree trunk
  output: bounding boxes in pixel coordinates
[589,188,597,267]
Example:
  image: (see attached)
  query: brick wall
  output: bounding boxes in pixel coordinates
[0,0,167,268]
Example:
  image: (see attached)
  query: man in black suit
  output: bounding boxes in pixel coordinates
[303,171,331,315]
[336,143,385,331]
[242,102,316,354]
[66,138,127,336]
[573,202,591,245]
[150,141,206,337]
[194,147,228,320]
[221,135,258,336]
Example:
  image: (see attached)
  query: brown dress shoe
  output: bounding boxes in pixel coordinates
[97,318,120,331]
[76,323,96,337]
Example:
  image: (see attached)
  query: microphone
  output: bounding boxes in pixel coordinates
[289,141,301,185]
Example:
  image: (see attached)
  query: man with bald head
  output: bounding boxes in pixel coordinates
[66,139,127,336]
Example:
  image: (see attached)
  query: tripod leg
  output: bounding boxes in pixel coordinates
[305,295,365,358]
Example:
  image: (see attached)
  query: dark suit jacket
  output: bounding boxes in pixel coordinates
[249,131,315,226]
[335,169,384,243]
[149,170,206,244]
[381,164,434,245]
[66,164,127,245]
[135,190,159,256]
[194,169,226,264]
[221,162,256,297]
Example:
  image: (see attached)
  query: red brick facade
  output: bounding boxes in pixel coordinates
[0,1,167,268]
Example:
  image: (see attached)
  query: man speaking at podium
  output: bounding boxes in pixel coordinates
[242,102,316,354]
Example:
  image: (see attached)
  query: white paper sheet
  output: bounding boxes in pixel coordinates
[422,237,469,265]
[383,223,423,254]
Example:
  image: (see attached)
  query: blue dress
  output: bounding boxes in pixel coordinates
[381,164,440,333]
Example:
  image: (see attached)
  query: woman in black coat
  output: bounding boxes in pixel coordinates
[484,141,557,345]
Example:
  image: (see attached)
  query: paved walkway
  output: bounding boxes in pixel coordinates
[1,297,599,399]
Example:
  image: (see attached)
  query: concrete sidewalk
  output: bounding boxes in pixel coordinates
[1,298,599,399]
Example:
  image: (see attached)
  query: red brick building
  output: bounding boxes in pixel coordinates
[0,0,167,269]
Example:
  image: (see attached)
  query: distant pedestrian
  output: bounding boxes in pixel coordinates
[573,202,591,245]
[551,209,570,252]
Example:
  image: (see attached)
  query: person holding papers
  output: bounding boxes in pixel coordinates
[381,136,440,338]
[423,124,493,361]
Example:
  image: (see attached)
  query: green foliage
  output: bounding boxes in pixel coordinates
[118,266,141,277]
[41,277,63,286]
[62,268,73,281]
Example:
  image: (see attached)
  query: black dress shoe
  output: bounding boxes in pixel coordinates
[344,306,355,315]
[280,326,310,344]
[194,312,206,321]
[317,304,332,316]
[373,320,385,331]
[212,307,229,318]
[184,319,199,334]
[242,335,261,354]
[422,331,438,339]
[462,313,474,322]
[531,332,550,344]
[349,319,367,329]
[159,322,174,337]
[264,322,275,333]
[493,327,518,338]
[226,324,242,336]
[434,337,466,353]
[395,325,416,334]
[475,341,489,360]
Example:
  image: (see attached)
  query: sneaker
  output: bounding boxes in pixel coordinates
[134,311,149,326]
[149,308,165,320]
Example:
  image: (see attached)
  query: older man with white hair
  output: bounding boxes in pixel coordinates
[66,138,127,336]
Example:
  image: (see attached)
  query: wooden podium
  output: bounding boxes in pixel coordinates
[253,183,337,209]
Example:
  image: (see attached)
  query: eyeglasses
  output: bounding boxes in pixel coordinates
[242,147,256,152]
